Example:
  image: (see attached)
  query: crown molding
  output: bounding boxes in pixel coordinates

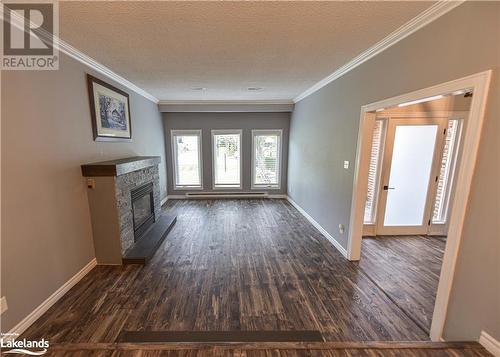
[58,40,159,104]
[2,5,159,104]
[158,100,294,105]
[3,1,464,106]
[479,331,500,357]
[293,0,465,103]
[159,100,294,113]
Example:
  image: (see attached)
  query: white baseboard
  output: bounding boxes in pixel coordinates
[267,194,288,199]
[363,224,376,236]
[167,194,288,200]
[161,196,168,206]
[286,196,348,258]
[167,195,186,199]
[7,258,97,336]
[479,331,500,357]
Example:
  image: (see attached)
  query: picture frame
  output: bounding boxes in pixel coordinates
[87,74,132,141]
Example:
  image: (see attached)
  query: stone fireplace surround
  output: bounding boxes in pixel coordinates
[115,164,161,253]
[82,156,175,264]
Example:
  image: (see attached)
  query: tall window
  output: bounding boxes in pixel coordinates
[364,119,386,224]
[252,130,282,189]
[432,119,462,224]
[212,130,242,188]
[171,130,203,190]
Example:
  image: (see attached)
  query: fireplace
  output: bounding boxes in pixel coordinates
[131,182,155,241]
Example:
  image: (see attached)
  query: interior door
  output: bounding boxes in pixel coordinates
[376,118,446,235]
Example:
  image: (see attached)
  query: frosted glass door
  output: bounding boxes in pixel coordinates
[383,125,438,226]
[376,118,446,235]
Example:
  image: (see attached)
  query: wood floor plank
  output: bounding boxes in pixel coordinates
[359,236,446,332]
[36,341,493,357]
[21,199,435,344]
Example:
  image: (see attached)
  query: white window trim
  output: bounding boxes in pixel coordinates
[363,119,386,224]
[432,117,464,225]
[251,129,282,190]
[171,129,203,190]
[211,129,243,190]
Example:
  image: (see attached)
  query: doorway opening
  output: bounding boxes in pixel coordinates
[359,92,471,334]
[347,71,492,341]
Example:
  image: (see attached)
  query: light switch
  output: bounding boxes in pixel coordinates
[86,178,95,189]
[339,224,345,234]
[343,160,350,169]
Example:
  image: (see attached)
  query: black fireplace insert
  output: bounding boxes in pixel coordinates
[131,182,155,241]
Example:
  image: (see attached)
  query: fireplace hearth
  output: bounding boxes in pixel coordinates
[131,182,155,241]
[82,156,176,265]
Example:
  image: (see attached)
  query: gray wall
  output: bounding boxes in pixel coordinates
[1,53,167,331]
[163,112,290,195]
[288,2,499,341]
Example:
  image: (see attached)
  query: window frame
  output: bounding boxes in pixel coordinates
[363,119,387,224]
[211,129,243,190]
[171,129,203,190]
[432,118,464,225]
[251,129,283,190]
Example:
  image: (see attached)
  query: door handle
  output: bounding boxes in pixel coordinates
[383,185,395,190]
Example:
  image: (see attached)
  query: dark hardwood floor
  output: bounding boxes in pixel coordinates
[19,199,485,356]
[359,235,446,333]
[42,341,491,356]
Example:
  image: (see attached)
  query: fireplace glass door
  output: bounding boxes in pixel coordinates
[131,182,155,241]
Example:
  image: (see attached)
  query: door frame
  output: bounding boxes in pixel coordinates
[346,70,492,341]
[375,117,447,235]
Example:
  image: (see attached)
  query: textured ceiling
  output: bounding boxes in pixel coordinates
[59,1,435,101]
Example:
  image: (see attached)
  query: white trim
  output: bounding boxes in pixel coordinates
[211,129,243,190]
[59,41,158,103]
[171,129,204,191]
[431,117,464,229]
[479,331,500,357]
[293,1,464,103]
[1,6,158,103]
[376,111,470,119]
[363,118,387,227]
[374,117,446,236]
[186,192,267,199]
[7,258,97,336]
[251,129,283,190]
[158,101,294,113]
[166,193,287,199]
[428,223,447,236]
[346,70,492,342]
[362,224,376,236]
[1,0,462,106]
[268,194,287,199]
[287,196,348,258]
[161,196,168,206]
[158,100,293,105]
[167,195,186,200]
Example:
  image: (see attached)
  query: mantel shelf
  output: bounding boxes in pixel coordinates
[81,156,161,177]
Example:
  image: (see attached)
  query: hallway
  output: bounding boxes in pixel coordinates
[360,235,446,333]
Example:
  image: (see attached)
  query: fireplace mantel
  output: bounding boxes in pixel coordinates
[82,155,175,265]
[81,156,161,177]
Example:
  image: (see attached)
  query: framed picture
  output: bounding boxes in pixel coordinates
[87,74,132,141]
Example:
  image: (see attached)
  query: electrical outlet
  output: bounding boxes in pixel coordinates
[1,296,8,315]
[343,161,349,169]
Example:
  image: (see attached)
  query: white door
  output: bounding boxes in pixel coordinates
[376,118,446,235]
